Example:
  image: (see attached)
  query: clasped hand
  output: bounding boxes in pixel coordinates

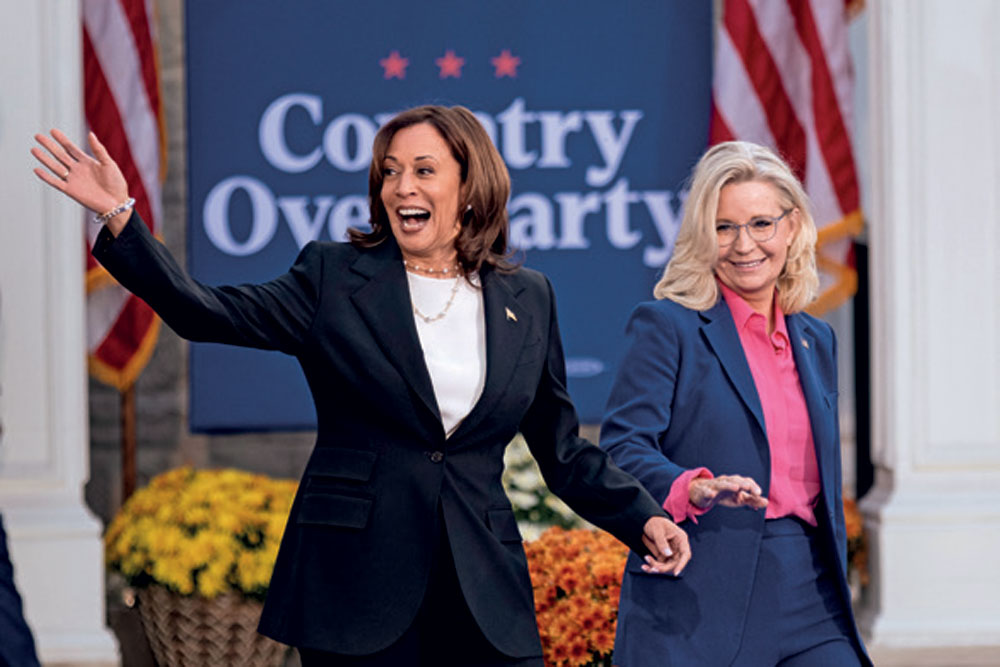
[640,516,691,575]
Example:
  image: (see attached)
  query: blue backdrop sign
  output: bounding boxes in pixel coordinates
[186,1,711,431]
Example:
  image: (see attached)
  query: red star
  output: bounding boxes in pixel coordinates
[379,50,409,79]
[435,50,465,79]
[491,49,521,78]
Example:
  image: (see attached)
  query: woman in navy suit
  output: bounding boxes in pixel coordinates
[31,106,690,667]
[601,142,871,666]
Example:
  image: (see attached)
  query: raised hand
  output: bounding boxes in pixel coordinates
[31,129,132,233]
[689,474,768,512]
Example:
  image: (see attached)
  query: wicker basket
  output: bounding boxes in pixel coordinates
[137,585,287,666]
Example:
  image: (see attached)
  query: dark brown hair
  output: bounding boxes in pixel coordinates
[349,105,516,274]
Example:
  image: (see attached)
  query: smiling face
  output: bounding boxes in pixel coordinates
[714,179,798,314]
[380,123,463,268]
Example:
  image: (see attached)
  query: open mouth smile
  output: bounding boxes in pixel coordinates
[396,207,431,231]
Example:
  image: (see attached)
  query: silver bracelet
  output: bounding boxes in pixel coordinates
[93,197,136,225]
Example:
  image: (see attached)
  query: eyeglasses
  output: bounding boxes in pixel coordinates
[715,209,792,247]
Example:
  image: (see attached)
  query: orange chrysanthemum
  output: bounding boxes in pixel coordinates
[526,527,628,667]
[843,497,869,586]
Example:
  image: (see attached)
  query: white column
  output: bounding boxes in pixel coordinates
[0,0,119,664]
[860,0,1000,647]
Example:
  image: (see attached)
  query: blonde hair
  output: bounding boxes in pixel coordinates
[653,141,819,313]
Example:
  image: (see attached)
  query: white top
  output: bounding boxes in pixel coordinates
[406,270,487,437]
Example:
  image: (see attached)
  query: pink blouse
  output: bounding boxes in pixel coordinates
[663,284,821,525]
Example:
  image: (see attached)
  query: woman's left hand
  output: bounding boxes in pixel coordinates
[640,516,691,575]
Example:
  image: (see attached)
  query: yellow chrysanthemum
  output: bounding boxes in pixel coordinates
[104,467,297,600]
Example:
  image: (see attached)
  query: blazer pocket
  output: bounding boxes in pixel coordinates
[306,446,377,482]
[297,492,373,529]
[486,508,523,544]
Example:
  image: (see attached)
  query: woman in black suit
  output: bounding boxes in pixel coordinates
[32,105,690,667]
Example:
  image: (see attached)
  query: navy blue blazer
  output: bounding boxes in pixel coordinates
[600,297,869,666]
[92,213,666,657]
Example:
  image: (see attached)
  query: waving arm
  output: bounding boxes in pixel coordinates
[32,129,319,353]
[32,129,133,236]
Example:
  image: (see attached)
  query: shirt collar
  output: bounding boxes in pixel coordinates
[718,280,789,343]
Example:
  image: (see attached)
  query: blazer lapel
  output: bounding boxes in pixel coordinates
[786,315,837,509]
[699,299,768,437]
[349,241,441,424]
[448,268,531,441]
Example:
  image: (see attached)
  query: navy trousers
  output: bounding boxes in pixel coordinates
[731,517,864,666]
[0,515,40,667]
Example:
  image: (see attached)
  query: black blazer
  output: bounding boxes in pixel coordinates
[93,213,665,657]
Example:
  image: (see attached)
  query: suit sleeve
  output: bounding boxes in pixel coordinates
[518,276,666,556]
[600,303,692,506]
[92,211,319,355]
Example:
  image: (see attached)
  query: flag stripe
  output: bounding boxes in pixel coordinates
[712,0,863,313]
[724,0,808,177]
[93,293,156,367]
[89,307,161,391]
[83,27,154,233]
[713,27,777,147]
[748,0,841,226]
[809,0,857,135]
[82,1,162,227]
[709,101,735,144]
[87,281,131,350]
[788,0,860,214]
[749,0,812,125]
[116,0,160,119]
[83,0,163,389]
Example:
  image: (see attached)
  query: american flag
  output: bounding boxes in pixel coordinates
[82,0,163,389]
[711,0,863,313]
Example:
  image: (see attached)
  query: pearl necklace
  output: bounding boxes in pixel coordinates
[411,275,461,323]
[403,259,460,276]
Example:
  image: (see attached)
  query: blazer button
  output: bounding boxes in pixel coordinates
[428,451,444,463]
